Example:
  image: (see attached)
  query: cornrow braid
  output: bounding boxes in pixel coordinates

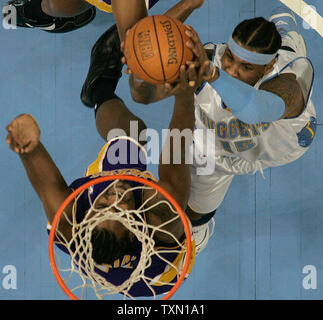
[232,17,282,55]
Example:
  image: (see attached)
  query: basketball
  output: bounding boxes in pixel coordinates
[124,15,194,84]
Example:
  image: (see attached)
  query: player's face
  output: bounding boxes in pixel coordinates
[88,181,136,240]
[221,46,270,86]
[95,181,136,212]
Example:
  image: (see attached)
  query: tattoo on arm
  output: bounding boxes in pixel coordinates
[260,73,305,118]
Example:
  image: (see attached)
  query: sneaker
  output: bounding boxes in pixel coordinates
[269,6,307,56]
[80,24,123,107]
[2,0,96,33]
[269,6,298,37]
[192,218,215,255]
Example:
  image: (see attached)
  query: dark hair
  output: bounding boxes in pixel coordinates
[232,17,282,54]
[90,227,133,265]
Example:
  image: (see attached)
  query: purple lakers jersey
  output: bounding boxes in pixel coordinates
[50,137,195,297]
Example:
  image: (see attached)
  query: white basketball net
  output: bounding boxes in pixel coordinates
[52,179,191,300]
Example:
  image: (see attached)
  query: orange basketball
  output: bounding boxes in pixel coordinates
[124,15,194,84]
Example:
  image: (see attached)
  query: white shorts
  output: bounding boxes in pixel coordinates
[188,161,234,214]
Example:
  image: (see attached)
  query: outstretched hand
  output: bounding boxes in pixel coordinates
[164,59,212,97]
[185,25,219,83]
[121,24,217,100]
[164,24,220,96]
[6,114,40,154]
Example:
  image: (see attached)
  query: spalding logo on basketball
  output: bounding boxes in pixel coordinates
[124,15,194,84]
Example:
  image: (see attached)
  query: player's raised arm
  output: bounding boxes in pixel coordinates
[111,0,148,42]
[144,61,212,243]
[111,0,205,42]
[156,59,213,204]
[6,114,73,236]
[164,0,205,22]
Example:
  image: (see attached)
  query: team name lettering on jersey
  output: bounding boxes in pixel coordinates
[197,105,271,139]
[196,104,271,154]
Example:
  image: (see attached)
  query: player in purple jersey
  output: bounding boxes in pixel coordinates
[109,0,205,42]
[2,0,204,34]
[5,25,213,296]
[1,0,159,33]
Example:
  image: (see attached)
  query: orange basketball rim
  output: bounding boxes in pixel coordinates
[48,174,192,300]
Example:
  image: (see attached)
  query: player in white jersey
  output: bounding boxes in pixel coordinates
[186,8,316,215]
[129,7,317,238]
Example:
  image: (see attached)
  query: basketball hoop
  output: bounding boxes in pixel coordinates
[48,174,193,300]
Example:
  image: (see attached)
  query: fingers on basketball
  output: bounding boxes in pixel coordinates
[124,15,193,84]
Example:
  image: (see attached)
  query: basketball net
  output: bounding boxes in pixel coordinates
[48,174,193,300]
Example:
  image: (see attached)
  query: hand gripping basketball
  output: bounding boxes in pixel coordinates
[123,15,194,84]
[185,25,219,83]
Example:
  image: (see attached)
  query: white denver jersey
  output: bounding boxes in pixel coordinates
[193,43,317,176]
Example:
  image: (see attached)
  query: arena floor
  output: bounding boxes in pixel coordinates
[0,0,322,299]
